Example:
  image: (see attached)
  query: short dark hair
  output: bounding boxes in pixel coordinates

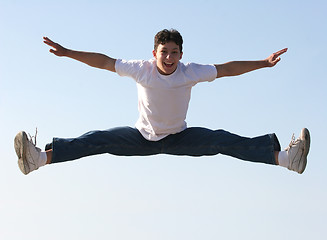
[154,29,183,52]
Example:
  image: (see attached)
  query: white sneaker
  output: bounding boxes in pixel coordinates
[285,128,310,174]
[14,131,43,175]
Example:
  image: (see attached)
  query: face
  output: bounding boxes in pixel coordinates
[153,41,183,75]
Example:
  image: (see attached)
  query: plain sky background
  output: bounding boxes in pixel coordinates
[1,0,326,239]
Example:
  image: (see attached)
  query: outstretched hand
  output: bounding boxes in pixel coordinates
[43,37,67,57]
[266,48,288,67]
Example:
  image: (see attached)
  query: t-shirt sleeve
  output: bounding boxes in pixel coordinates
[115,59,149,83]
[186,63,217,83]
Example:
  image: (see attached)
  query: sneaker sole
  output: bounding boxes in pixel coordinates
[14,131,29,175]
[299,128,310,174]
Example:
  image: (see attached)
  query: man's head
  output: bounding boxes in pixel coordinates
[154,29,183,53]
[153,29,183,75]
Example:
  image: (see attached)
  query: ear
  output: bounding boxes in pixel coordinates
[152,50,157,59]
[179,52,183,60]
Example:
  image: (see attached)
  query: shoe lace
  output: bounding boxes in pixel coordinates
[28,128,38,146]
[289,133,295,145]
[288,133,303,150]
[286,133,296,150]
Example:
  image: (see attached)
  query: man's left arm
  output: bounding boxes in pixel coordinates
[215,48,288,78]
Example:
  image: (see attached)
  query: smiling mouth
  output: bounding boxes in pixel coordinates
[164,62,174,68]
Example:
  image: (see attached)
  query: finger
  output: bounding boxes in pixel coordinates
[43,36,54,42]
[43,38,52,46]
[271,57,281,66]
[43,36,51,43]
[43,37,56,47]
[274,48,288,57]
[45,42,59,51]
[274,57,281,63]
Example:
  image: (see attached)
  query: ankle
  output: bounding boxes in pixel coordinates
[46,150,52,164]
[274,151,279,165]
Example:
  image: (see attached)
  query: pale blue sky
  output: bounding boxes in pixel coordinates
[1,0,326,239]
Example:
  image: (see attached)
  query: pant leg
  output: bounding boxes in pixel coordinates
[161,127,280,165]
[51,126,280,165]
[51,126,162,164]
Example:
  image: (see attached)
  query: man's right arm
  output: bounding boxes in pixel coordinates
[43,37,116,72]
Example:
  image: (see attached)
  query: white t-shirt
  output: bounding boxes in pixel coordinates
[115,58,217,141]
